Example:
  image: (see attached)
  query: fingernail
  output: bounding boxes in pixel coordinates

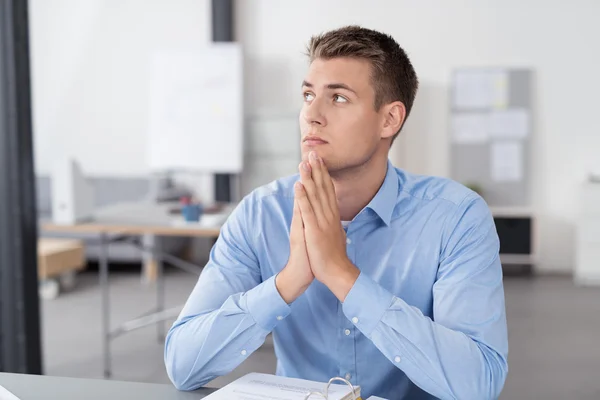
[309,151,317,161]
[302,161,310,171]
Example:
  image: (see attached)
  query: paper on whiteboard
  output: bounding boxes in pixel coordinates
[488,109,529,139]
[0,385,21,400]
[452,113,488,144]
[491,141,523,182]
[453,70,491,109]
[453,69,508,109]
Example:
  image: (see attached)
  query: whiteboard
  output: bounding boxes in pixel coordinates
[147,43,243,173]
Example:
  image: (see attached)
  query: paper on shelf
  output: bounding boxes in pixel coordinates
[488,108,529,139]
[203,373,357,400]
[451,113,488,144]
[491,141,523,182]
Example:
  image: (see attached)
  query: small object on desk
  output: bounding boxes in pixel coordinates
[180,196,203,222]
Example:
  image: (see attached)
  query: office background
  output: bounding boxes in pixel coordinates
[30,0,600,274]
[2,0,600,399]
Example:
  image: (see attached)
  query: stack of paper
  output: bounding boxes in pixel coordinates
[204,373,360,400]
[0,384,20,400]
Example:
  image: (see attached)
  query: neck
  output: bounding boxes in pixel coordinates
[332,152,389,222]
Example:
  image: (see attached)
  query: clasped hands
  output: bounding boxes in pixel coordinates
[275,151,360,304]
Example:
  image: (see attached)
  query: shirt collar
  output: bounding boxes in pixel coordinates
[364,159,398,226]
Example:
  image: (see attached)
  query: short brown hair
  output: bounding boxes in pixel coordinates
[306,25,419,142]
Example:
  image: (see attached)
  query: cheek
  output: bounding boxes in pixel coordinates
[333,108,378,142]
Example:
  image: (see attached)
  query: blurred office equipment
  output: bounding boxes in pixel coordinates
[51,158,94,224]
[575,181,600,285]
[39,175,190,269]
[450,68,536,273]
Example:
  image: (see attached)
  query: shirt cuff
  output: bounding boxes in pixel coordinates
[342,272,394,337]
[245,275,291,331]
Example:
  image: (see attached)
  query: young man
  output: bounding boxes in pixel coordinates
[165,26,508,400]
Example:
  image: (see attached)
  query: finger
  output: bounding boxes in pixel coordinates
[294,181,317,229]
[298,161,325,222]
[291,197,304,232]
[308,151,333,220]
[317,157,339,219]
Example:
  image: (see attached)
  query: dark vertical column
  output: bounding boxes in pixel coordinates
[211,0,234,202]
[0,0,43,374]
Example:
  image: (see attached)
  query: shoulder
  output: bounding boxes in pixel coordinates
[392,166,491,231]
[231,173,298,222]
[394,166,480,209]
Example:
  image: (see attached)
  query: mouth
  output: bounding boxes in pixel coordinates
[302,136,328,146]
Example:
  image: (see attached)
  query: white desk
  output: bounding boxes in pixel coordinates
[0,373,214,399]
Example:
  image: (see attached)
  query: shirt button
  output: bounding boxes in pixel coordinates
[276,316,283,321]
[351,317,358,324]
[394,356,401,363]
[345,373,351,381]
[346,238,352,244]
[344,329,351,336]
[241,350,247,356]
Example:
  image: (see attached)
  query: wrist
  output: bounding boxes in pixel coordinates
[322,260,360,302]
[275,266,311,304]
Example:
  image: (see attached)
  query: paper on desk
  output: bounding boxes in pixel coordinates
[491,141,523,182]
[203,373,354,400]
[451,113,488,144]
[0,385,21,400]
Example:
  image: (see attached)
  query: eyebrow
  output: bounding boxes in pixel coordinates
[302,80,357,95]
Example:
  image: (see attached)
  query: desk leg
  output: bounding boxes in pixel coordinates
[156,237,165,342]
[99,233,111,378]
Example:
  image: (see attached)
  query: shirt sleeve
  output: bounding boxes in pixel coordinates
[164,194,291,391]
[342,195,509,400]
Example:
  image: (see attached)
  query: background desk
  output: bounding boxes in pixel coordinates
[40,201,235,378]
[0,373,215,400]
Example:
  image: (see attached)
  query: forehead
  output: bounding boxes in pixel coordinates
[305,57,373,90]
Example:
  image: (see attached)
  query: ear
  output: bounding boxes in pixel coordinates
[380,101,406,140]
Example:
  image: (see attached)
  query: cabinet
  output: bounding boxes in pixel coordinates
[490,207,536,275]
[575,183,600,285]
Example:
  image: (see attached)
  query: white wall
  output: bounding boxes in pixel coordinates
[234,0,600,273]
[30,0,600,273]
[29,0,212,177]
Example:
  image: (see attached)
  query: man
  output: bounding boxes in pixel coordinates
[165,25,508,400]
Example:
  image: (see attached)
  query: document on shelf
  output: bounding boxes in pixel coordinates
[203,373,360,400]
[0,385,21,400]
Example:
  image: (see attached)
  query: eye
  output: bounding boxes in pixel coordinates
[333,94,348,103]
[303,92,315,102]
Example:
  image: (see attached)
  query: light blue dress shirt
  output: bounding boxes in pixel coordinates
[164,161,508,400]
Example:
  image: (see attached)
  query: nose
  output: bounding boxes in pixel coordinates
[302,98,326,127]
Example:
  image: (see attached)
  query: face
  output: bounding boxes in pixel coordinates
[299,57,397,175]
